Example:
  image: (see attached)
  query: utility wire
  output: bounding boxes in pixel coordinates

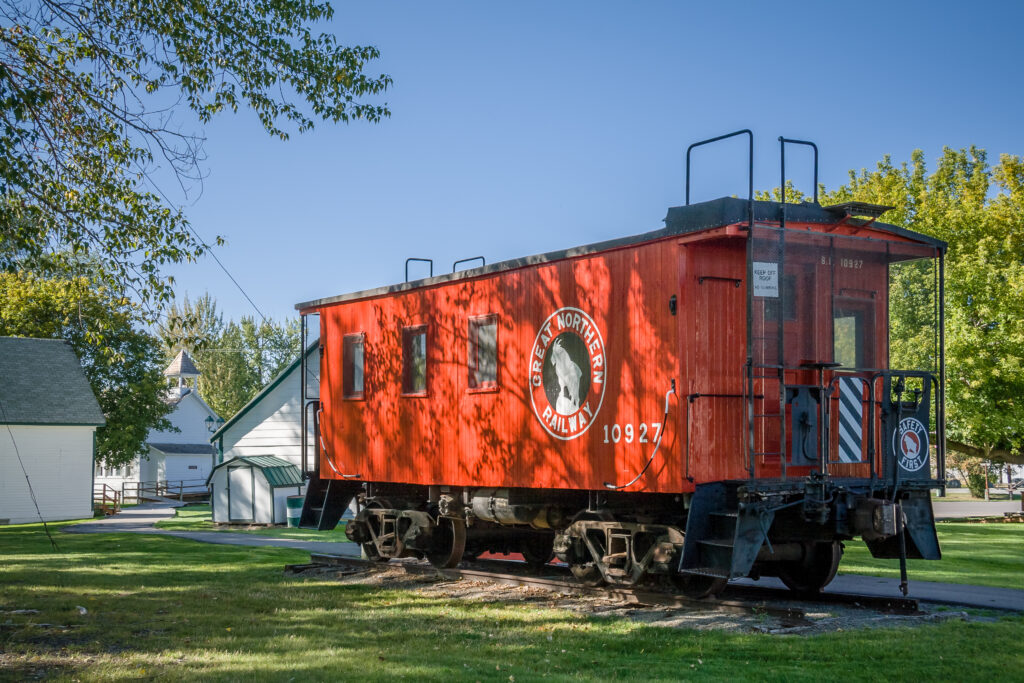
[0,397,61,552]
[184,224,269,324]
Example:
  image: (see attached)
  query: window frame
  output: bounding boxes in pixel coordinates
[832,298,875,370]
[467,314,499,393]
[342,332,366,400]
[401,324,429,397]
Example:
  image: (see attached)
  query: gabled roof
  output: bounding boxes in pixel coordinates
[206,455,303,488]
[164,349,200,377]
[295,197,947,311]
[149,442,213,455]
[209,341,319,442]
[163,385,193,405]
[0,337,105,426]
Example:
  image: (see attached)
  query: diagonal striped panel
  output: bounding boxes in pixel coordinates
[837,378,866,463]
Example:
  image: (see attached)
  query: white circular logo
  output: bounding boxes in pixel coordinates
[893,417,929,472]
[529,307,606,440]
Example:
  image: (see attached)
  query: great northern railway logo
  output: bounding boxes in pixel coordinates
[894,417,929,472]
[529,307,606,440]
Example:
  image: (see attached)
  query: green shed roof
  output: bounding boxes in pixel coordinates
[207,455,303,488]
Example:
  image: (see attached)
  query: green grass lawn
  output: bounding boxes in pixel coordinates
[0,522,1022,681]
[839,521,1024,589]
[155,505,350,541]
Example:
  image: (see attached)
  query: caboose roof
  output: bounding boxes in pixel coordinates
[296,197,947,311]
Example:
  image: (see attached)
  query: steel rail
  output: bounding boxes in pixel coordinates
[295,553,921,616]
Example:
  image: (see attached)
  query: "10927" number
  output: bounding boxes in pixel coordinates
[602,422,662,444]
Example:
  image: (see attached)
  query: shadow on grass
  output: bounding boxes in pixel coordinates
[0,522,1021,681]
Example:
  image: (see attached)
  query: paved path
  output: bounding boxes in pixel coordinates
[932,500,1022,519]
[64,501,361,557]
[735,574,1024,611]
[65,502,1022,611]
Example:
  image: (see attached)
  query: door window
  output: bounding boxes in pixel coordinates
[833,304,874,369]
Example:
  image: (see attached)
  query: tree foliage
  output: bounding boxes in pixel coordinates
[0,0,390,310]
[0,271,173,467]
[157,294,300,419]
[763,149,1024,466]
[826,149,1024,465]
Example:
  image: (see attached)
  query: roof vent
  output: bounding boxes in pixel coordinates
[822,201,894,219]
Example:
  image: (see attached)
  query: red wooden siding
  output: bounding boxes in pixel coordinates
[317,238,686,494]
[310,218,929,495]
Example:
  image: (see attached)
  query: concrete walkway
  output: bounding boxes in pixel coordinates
[64,502,1022,611]
[736,574,1024,611]
[64,500,361,557]
[933,500,1022,519]
[65,499,185,531]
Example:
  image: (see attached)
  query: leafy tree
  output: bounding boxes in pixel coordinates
[0,0,390,312]
[763,149,1024,468]
[824,149,1024,468]
[157,294,300,418]
[0,271,173,468]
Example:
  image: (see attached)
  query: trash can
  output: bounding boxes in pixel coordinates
[286,495,304,528]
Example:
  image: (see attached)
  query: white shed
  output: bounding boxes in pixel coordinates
[209,343,318,471]
[207,456,303,524]
[0,337,105,525]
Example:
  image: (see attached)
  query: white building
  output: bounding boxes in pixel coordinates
[0,337,105,524]
[209,343,318,470]
[208,455,304,524]
[95,349,220,497]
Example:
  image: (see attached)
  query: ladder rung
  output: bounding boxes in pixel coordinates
[754,413,782,418]
[752,451,782,456]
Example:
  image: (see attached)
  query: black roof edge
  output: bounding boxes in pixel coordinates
[296,197,947,311]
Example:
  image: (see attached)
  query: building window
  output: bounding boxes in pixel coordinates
[402,325,428,395]
[343,333,366,399]
[468,315,498,390]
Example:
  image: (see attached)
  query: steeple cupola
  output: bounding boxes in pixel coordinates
[164,349,200,388]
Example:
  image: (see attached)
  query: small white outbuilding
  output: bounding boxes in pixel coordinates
[207,455,303,524]
[0,337,105,525]
[209,343,318,471]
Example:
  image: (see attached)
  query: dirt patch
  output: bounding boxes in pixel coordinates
[304,564,981,635]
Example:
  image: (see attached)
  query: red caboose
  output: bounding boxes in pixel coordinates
[297,133,946,596]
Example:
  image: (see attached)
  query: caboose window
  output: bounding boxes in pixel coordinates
[402,325,428,395]
[343,333,365,399]
[468,315,498,390]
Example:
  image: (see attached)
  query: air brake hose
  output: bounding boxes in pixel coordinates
[604,380,676,490]
[317,407,361,479]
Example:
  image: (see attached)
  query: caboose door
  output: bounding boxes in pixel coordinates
[679,239,749,483]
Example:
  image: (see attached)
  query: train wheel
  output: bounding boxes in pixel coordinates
[426,517,467,569]
[777,541,843,595]
[362,541,390,563]
[569,561,605,587]
[520,535,554,572]
[669,573,728,599]
[360,500,393,563]
[566,535,606,587]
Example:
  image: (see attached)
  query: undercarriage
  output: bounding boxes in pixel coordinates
[337,479,938,598]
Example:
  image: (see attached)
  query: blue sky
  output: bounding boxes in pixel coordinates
[164,0,1024,324]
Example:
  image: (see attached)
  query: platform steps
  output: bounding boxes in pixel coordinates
[299,478,361,531]
[679,483,770,580]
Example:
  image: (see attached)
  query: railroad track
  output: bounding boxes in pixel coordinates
[291,553,921,619]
